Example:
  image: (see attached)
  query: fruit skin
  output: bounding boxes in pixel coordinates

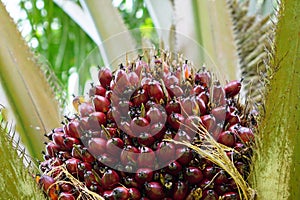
[144,182,165,199]
[98,67,113,88]
[224,80,241,98]
[202,189,219,200]
[172,181,188,200]
[135,168,154,184]
[58,192,76,200]
[217,131,236,147]
[221,192,240,200]
[38,175,58,200]
[128,187,142,200]
[101,169,120,190]
[93,95,110,113]
[112,186,130,200]
[185,166,204,184]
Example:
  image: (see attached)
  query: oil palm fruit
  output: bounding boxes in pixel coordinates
[38,54,255,199]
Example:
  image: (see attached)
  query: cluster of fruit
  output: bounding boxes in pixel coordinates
[37,55,255,200]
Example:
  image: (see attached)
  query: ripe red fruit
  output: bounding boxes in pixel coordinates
[181,97,200,116]
[198,91,209,105]
[63,136,80,149]
[137,132,155,146]
[45,142,61,157]
[203,165,218,179]
[221,192,240,200]
[93,95,110,113]
[98,67,112,88]
[106,138,124,155]
[130,117,150,135]
[89,84,106,97]
[52,132,66,150]
[217,131,236,147]
[128,187,142,200]
[168,84,184,97]
[176,147,193,165]
[212,81,226,106]
[103,190,114,200]
[101,169,120,190]
[98,152,118,166]
[65,120,81,138]
[156,141,176,164]
[191,85,206,95]
[237,126,255,143]
[173,181,188,200]
[194,71,211,87]
[215,170,229,184]
[138,146,156,168]
[146,106,165,124]
[127,71,139,86]
[88,112,107,129]
[195,96,207,115]
[112,186,130,200]
[166,160,182,175]
[165,99,181,115]
[185,166,203,184]
[120,145,139,166]
[201,114,216,132]
[202,189,219,200]
[147,81,164,103]
[65,158,80,176]
[78,102,94,117]
[167,113,184,130]
[144,182,165,199]
[88,138,107,156]
[211,106,227,123]
[224,80,242,98]
[38,175,57,194]
[131,88,149,106]
[135,168,154,184]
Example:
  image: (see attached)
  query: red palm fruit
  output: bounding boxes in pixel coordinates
[211,106,227,123]
[146,106,165,124]
[45,142,61,157]
[212,123,223,140]
[78,162,92,177]
[130,117,150,135]
[176,147,193,165]
[112,186,130,200]
[198,178,213,189]
[84,171,97,187]
[237,126,254,143]
[144,182,165,199]
[88,138,107,156]
[103,190,114,200]
[165,99,181,115]
[234,142,246,152]
[98,153,118,166]
[52,132,66,150]
[201,114,217,132]
[164,74,179,86]
[58,192,76,200]
[89,85,106,97]
[194,71,211,87]
[166,160,182,175]
[215,183,230,195]
[198,91,209,105]
[147,81,164,103]
[181,97,200,116]
[128,187,142,200]
[71,145,82,160]
[191,85,205,95]
[150,122,166,139]
[128,71,139,86]
[78,102,94,117]
[88,112,107,129]
[167,113,184,130]
[183,115,202,135]
[106,107,119,123]
[217,131,236,147]
[93,95,110,113]
[123,176,140,189]
[138,146,156,168]
[131,88,149,106]
[202,189,219,200]
[175,129,192,143]
[215,170,229,184]
[89,184,104,195]
[101,169,120,190]
[195,95,207,115]
[138,132,155,146]
[59,183,74,192]
[203,165,218,179]
[65,158,80,175]
[38,175,57,194]
[120,145,139,165]
[135,168,154,184]
[235,161,248,175]
[141,76,152,91]
[106,137,124,155]
[98,67,112,88]
[185,167,203,184]
[63,137,80,150]
[221,192,240,200]
[226,112,241,127]
[168,84,184,97]
[65,120,81,138]
[224,80,242,98]
[172,181,188,200]
[212,81,226,106]
[156,141,176,164]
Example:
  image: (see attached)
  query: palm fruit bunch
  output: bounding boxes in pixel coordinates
[37,53,256,200]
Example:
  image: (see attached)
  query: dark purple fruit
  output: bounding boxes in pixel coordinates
[173,181,188,200]
[135,168,154,184]
[202,189,219,200]
[101,169,120,190]
[144,182,165,199]
[185,166,203,184]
